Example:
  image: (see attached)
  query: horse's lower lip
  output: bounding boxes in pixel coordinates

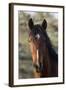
[36,68,40,72]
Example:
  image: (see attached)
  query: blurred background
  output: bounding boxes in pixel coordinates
[18,11,58,79]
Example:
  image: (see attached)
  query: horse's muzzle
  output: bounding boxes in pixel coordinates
[33,63,44,73]
[33,64,40,72]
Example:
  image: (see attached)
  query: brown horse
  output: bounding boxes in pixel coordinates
[28,18,58,78]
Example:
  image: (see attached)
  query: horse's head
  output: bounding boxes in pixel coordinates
[28,18,47,73]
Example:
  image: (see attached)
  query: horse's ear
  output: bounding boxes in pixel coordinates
[42,19,47,30]
[28,18,34,30]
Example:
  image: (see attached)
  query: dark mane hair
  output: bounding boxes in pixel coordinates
[42,30,58,61]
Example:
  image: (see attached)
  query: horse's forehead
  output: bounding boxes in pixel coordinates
[34,25,41,31]
[36,34,40,39]
[33,26,41,34]
[29,25,44,40]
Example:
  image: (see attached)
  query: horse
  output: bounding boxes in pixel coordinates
[28,18,58,78]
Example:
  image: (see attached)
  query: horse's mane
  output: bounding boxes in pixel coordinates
[42,30,58,61]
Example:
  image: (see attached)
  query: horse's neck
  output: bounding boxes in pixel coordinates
[42,47,51,76]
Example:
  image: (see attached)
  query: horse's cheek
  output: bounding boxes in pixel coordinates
[29,43,37,63]
[32,48,37,63]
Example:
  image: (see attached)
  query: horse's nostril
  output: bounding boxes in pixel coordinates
[33,64,40,72]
